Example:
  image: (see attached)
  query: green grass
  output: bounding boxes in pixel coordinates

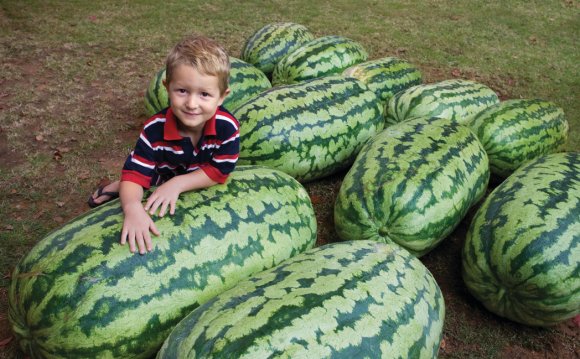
[0,0,578,358]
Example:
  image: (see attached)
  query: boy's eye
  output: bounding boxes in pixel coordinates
[201,92,210,97]
[177,89,187,94]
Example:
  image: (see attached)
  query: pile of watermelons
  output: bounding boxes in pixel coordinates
[8,22,578,358]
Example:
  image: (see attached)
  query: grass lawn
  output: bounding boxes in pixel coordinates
[0,1,578,358]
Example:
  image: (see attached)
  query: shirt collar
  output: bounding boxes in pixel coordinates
[163,107,218,141]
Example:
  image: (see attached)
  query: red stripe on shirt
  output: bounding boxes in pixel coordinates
[121,170,152,189]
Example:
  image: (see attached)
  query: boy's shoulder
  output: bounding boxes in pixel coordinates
[215,105,240,131]
[143,108,170,127]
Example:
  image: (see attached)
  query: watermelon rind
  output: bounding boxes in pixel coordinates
[271,35,368,86]
[158,240,445,359]
[342,56,423,106]
[334,116,489,256]
[385,79,499,125]
[469,98,569,178]
[462,152,580,326]
[234,75,385,182]
[8,166,317,359]
[240,22,315,77]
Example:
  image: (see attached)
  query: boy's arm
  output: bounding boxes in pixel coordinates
[144,170,217,217]
[120,180,160,254]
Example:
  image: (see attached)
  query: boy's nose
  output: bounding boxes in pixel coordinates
[187,96,198,109]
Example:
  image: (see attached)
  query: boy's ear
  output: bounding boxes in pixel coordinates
[162,79,168,90]
[219,87,231,105]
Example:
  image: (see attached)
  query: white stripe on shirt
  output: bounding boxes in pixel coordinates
[144,117,166,130]
[216,114,239,129]
[221,133,240,145]
[213,157,238,163]
[131,156,156,169]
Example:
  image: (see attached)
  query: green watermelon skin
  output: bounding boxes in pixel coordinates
[469,99,569,178]
[143,57,272,116]
[240,22,315,77]
[386,79,499,125]
[8,166,317,359]
[157,241,445,359]
[223,57,272,112]
[234,75,385,182]
[334,116,489,256]
[462,152,580,327]
[343,57,423,106]
[144,67,168,116]
[271,35,368,86]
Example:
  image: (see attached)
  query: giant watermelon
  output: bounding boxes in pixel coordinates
[158,240,445,358]
[469,98,569,178]
[271,35,368,86]
[240,22,315,78]
[385,79,499,125]
[342,56,423,106]
[234,75,385,182]
[462,152,579,326]
[8,166,317,359]
[334,116,489,256]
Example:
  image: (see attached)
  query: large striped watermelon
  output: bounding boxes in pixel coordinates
[240,22,315,77]
[343,56,423,106]
[8,166,317,359]
[271,35,368,86]
[385,79,499,125]
[144,67,168,116]
[462,152,579,326]
[158,240,445,358]
[234,75,385,182]
[143,57,272,116]
[223,57,272,112]
[334,116,489,256]
[469,99,569,178]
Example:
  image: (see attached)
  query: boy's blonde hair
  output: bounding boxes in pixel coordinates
[165,34,230,95]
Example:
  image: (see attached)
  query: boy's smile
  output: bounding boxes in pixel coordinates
[164,64,228,138]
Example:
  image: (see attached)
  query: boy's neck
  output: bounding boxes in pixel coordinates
[177,122,204,144]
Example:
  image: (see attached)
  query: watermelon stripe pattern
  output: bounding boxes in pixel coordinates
[386,79,499,125]
[462,152,580,326]
[158,241,445,358]
[334,117,489,256]
[222,57,271,112]
[241,22,315,77]
[234,76,385,182]
[144,68,168,116]
[8,166,317,359]
[343,57,423,106]
[469,99,569,178]
[272,35,368,86]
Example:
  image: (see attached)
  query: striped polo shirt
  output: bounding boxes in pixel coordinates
[121,106,239,188]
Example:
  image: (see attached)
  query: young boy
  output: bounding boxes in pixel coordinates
[88,34,240,255]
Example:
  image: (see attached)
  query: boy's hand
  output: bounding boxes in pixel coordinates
[144,180,182,217]
[120,203,160,254]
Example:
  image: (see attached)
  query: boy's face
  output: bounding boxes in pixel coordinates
[164,64,229,136]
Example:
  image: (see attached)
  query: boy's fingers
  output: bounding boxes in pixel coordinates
[128,233,137,253]
[148,199,161,216]
[136,233,146,255]
[120,228,127,245]
[144,194,157,212]
[169,201,176,215]
[150,221,160,236]
[158,202,169,217]
[143,233,153,252]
